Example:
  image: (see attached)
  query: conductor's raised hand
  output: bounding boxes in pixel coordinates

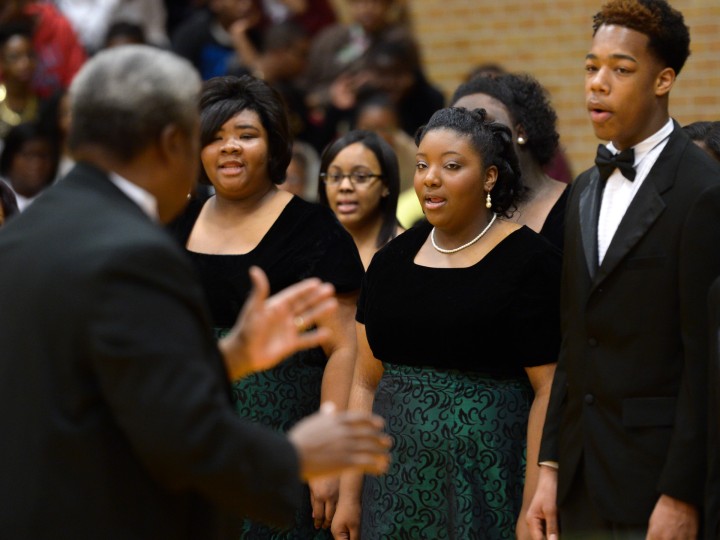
[288,402,392,481]
[219,266,337,380]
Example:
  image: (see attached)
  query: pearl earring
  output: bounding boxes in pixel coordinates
[485,192,492,209]
[517,136,526,145]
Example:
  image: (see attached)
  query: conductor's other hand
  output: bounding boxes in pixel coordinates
[288,402,392,481]
[220,266,338,380]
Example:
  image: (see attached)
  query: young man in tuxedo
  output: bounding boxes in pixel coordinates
[527,1,720,537]
[0,45,390,539]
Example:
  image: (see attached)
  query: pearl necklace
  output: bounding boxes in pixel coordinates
[431,214,497,254]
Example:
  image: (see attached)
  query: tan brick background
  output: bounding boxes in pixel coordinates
[331,0,720,176]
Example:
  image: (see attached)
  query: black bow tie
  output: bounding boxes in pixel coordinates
[595,144,636,182]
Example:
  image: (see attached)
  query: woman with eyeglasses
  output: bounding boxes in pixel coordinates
[169,75,364,539]
[318,130,402,268]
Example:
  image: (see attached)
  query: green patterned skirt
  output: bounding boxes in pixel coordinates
[361,363,533,539]
[218,325,331,540]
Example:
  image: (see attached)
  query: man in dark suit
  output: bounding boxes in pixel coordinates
[527,1,720,538]
[708,277,720,540]
[0,45,390,539]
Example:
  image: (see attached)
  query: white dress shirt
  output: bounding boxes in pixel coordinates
[108,172,158,221]
[597,119,674,264]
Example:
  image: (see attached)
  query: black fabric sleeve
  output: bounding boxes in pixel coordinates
[508,246,562,368]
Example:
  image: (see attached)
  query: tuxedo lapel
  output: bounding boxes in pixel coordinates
[578,169,603,280]
[592,127,683,288]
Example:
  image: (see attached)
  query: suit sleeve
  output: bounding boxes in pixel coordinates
[87,241,302,525]
[538,179,583,463]
[658,183,720,505]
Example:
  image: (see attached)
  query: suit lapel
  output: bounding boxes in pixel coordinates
[592,126,684,288]
[579,169,603,280]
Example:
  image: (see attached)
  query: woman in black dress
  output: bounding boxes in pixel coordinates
[332,107,560,539]
[170,75,364,539]
[317,130,402,269]
[452,73,569,251]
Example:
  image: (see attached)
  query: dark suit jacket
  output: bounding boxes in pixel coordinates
[539,123,720,524]
[707,277,720,539]
[0,163,302,539]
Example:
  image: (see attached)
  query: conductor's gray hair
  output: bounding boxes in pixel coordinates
[68,45,201,161]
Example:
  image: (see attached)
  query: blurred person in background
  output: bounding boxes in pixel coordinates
[0,0,86,99]
[452,73,568,251]
[172,0,263,80]
[0,22,40,148]
[318,130,402,268]
[683,120,720,163]
[0,120,58,210]
[280,140,320,201]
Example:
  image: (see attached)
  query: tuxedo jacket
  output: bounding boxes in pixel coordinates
[539,123,720,524]
[707,277,720,540]
[0,163,302,539]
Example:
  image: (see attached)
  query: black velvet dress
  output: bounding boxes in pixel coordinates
[171,195,364,539]
[356,222,561,539]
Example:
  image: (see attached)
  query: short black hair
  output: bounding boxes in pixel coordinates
[0,21,32,50]
[683,121,720,163]
[452,73,559,167]
[318,130,400,248]
[104,21,146,46]
[592,0,690,75]
[415,107,526,218]
[0,121,58,179]
[199,75,292,184]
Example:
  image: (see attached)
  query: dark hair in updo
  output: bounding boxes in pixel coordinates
[199,75,292,185]
[415,107,525,218]
[451,73,560,167]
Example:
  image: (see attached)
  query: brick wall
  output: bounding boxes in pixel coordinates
[331,0,720,176]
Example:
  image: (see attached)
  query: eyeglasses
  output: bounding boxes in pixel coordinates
[320,171,382,188]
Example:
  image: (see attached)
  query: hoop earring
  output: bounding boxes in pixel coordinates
[485,192,492,209]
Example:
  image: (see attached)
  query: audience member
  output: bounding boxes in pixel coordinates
[280,140,320,201]
[103,21,147,49]
[318,130,402,268]
[171,0,263,80]
[54,0,168,52]
[452,73,568,250]
[38,88,73,181]
[0,44,390,539]
[354,89,414,191]
[169,74,365,538]
[0,177,18,225]
[0,120,57,210]
[357,35,444,138]
[231,21,319,146]
[333,107,560,539]
[683,120,720,163]
[260,0,336,37]
[353,90,422,229]
[528,1,720,537]
[302,0,408,114]
[0,22,40,146]
[0,0,86,99]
